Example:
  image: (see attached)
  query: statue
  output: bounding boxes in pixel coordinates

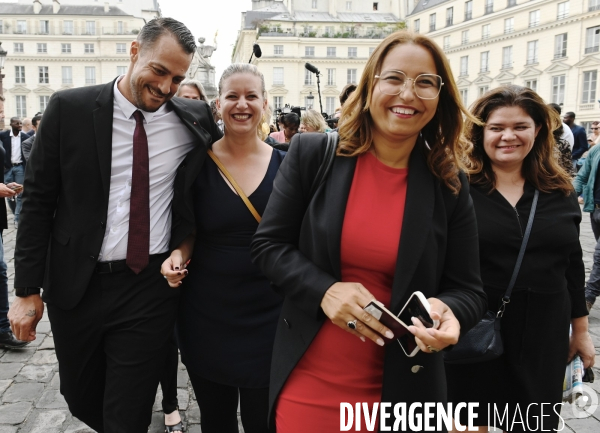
[196,34,217,68]
[188,32,219,100]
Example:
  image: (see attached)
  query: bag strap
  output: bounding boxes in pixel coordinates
[498,189,539,317]
[308,131,338,199]
[207,149,261,223]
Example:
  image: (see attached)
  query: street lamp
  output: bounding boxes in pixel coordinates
[0,42,7,130]
[307,92,314,109]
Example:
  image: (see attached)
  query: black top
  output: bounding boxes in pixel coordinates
[446,182,586,431]
[177,148,286,388]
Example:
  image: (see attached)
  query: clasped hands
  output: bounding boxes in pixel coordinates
[320,282,460,353]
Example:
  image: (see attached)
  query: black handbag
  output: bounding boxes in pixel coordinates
[443,189,539,364]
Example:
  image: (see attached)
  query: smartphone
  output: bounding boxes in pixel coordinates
[398,291,440,331]
[9,184,23,192]
[363,300,420,357]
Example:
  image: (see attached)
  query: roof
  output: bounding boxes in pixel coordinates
[409,0,451,16]
[0,3,131,16]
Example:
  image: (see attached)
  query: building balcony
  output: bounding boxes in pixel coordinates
[464,12,472,21]
[485,6,493,15]
[579,103,595,110]
[446,19,453,27]
[585,46,599,54]
[554,52,567,59]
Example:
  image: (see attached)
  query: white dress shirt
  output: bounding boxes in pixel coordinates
[561,122,574,151]
[11,132,22,164]
[98,77,196,262]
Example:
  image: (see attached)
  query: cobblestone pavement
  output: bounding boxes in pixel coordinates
[2,207,600,432]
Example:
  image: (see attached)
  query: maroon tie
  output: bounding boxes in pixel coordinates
[126,110,150,274]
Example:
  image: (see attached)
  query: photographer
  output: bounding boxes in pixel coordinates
[269,112,299,144]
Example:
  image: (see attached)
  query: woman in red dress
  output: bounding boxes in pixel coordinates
[252,31,487,433]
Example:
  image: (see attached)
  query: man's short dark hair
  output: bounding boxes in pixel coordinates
[32,115,42,127]
[339,83,357,105]
[10,117,20,123]
[137,17,196,55]
[548,103,561,115]
[565,111,576,119]
[282,112,300,128]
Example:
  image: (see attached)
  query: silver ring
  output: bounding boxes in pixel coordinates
[427,345,440,353]
[347,320,357,330]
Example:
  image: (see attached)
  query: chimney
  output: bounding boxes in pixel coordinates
[33,0,42,14]
[104,2,110,13]
[53,0,61,14]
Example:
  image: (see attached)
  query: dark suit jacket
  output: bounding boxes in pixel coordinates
[251,133,487,431]
[21,134,35,162]
[0,130,28,170]
[14,79,221,310]
[0,144,7,232]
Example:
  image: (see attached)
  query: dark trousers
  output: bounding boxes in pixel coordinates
[0,234,9,332]
[188,370,271,433]
[160,334,179,414]
[591,208,600,241]
[48,253,178,433]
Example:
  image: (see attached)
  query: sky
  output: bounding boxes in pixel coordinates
[160,0,251,80]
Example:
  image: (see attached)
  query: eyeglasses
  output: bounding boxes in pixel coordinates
[592,127,599,130]
[374,70,444,100]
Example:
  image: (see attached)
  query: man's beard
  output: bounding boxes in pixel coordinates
[129,75,170,113]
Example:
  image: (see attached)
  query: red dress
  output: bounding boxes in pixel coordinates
[276,152,408,432]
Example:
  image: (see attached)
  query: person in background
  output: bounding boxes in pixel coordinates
[269,112,299,144]
[162,63,285,433]
[591,121,600,145]
[339,83,357,107]
[548,103,574,151]
[21,118,34,137]
[0,117,28,228]
[22,114,42,162]
[210,99,224,132]
[564,111,588,169]
[175,79,207,101]
[300,109,328,133]
[446,85,594,432]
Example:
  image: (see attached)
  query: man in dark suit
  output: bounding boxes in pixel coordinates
[8,17,220,432]
[0,117,28,227]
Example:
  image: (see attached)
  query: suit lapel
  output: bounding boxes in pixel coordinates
[325,156,357,280]
[390,143,435,313]
[93,80,116,204]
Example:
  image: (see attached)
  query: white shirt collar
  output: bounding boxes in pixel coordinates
[113,75,169,123]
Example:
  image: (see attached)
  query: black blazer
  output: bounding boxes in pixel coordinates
[14,79,221,310]
[251,133,486,431]
[0,144,7,231]
[0,130,29,170]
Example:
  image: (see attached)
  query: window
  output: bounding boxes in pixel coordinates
[459,89,468,106]
[15,66,25,84]
[274,45,283,55]
[273,67,284,85]
[507,0,516,6]
[85,67,96,85]
[327,68,336,86]
[62,66,72,85]
[86,21,96,35]
[485,0,493,15]
[482,24,490,40]
[117,21,124,34]
[582,71,598,103]
[414,19,420,33]
[117,66,127,75]
[116,43,127,54]
[504,17,514,34]
[480,51,489,72]
[39,66,49,84]
[273,96,283,110]
[13,43,23,53]
[304,69,313,85]
[460,56,468,76]
[16,20,27,34]
[326,96,336,114]
[325,26,334,35]
[373,2,378,11]
[551,75,566,104]
[429,13,436,32]
[461,30,469,45]
[446,7,454,27]
[39,96,50,113]
[0,20,3,34]
[305,96,314,109]
[312,0,318,8]
[327,47,336,57]
[527,41,538,64]
[502,46,513,69]
[305,46,315,57]
[529,10,540,28]
[15,96,27,118]
[348,47,357,57]
[443,36,450,49]
[40,20,49,34]
[37,43,47,54]
[346,1,352,11]
[525,79,538,93]
[585,26,600,54]
[347,69,357,84]
[61,43,71,53]
[465,1,473,21]
[555,33,568,58]
[85,44,95,54]
[479,86,489,97]
[63,20,73,35]
[369,47,375,56]
[557,2,569,20]
[591,0,600,11]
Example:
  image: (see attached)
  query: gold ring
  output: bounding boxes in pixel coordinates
[427,345,440,353]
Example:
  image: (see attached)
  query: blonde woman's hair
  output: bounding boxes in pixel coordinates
[301,109,328,133]
[176,79,207,101]
[218,63,269,140]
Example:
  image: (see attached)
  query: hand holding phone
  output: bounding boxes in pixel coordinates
[407,296,461,355]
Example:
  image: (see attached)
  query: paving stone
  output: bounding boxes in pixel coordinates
[186,426,202,433]
[29,350,57,365]
[148,411,164,433]
[564,416,600,433]
[0,363,23,380]
[0,401,33,424]
[25,335,46,348]
[0,426,18,433]
[39,336,55,350]
[177,388,190,411]
[0,379,12,397]
[186,400,200,424]
[63,418,95,433]
[2,382,44,403]
[24,409,69,433]
[16,365,55,383]
[35,389,68,409]
[0,348,36,363]
[176,369,189,388]
[49,372,60,389]
[36,321,52,335]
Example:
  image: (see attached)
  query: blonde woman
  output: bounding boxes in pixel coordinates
[300,109,328,133]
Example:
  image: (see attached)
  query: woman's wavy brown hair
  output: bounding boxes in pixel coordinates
[466,85,573,195]
[337,30,478,194]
